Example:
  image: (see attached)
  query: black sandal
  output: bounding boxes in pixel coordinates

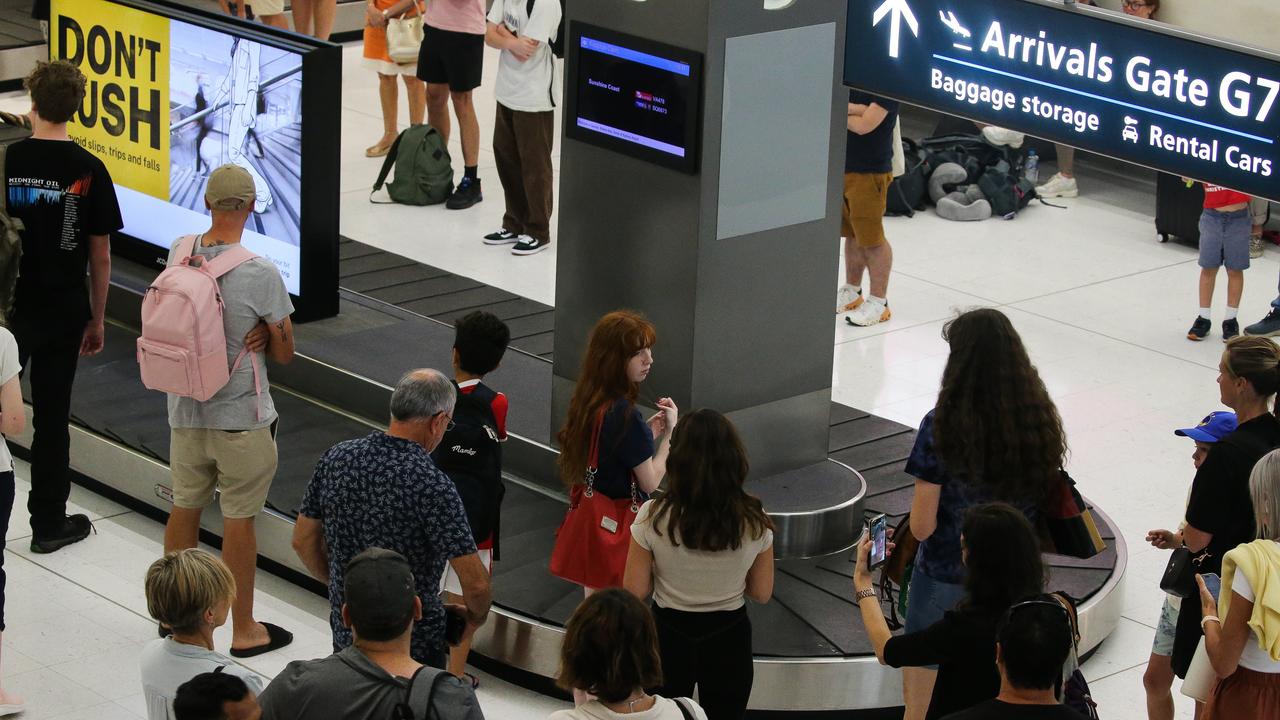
[229,622,293,658]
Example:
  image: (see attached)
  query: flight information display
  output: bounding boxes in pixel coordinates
[566,23,702,173]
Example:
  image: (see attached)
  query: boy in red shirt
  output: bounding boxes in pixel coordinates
[1188,183,1252,341]
[434,310,510,686]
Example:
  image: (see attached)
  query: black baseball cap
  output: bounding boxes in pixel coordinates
[344,548,416,639]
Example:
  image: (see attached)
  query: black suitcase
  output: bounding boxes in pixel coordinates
[1156,172,1204,244]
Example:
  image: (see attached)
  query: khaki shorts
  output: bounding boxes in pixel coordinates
[840,171,893,248]
[251,0,286,15]
[170,427,278,518]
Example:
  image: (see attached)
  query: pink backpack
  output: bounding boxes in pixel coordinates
[137,235,261,406]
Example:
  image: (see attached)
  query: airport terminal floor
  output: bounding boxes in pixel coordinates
[4,37,1274,720]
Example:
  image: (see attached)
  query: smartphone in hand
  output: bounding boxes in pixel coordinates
[1201,572,1222,600]
[868,513,888,569]
[444,606,467,646]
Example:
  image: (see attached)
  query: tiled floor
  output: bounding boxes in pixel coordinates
[4,37,1263,719]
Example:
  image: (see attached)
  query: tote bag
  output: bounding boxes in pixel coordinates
[386,3,425,65]
[549,408,641,589]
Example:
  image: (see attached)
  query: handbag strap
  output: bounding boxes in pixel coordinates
[583,407,606,496]
[673,698,695,720]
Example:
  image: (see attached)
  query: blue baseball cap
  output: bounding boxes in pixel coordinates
[1174,411,1238,443]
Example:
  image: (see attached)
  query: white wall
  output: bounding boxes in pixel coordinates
[1094,0,1280,54]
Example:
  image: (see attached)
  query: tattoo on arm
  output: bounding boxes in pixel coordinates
[276,320,288,343]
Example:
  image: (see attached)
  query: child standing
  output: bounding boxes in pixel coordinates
[433,311,510,687]
[481,0,561,256]
[1143,410,1238,720]
[1189,183,1253,342]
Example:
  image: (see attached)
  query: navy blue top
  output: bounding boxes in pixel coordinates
[845,90,900,174]
[906,410,1039,584]
[590,398,656,501]
[300,432,478,663]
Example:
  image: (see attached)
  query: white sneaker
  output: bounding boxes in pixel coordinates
[837,284,863,313]
[1252,235,1265,259]
[981,126,1025,149]
[1037,173,1079,198]
[845,299,891,327]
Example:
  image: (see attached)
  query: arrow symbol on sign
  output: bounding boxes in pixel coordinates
[873,0,920,59]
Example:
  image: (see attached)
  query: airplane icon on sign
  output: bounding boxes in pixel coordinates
[939,10,972,51]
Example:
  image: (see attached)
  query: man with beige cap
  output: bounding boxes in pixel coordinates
[161,163,296,658]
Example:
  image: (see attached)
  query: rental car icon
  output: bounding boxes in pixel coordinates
[1123,116,1140,143]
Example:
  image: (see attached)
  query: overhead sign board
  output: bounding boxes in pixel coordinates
[846,0,1280,201]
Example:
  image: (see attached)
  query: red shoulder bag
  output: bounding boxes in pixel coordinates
[548,407,641,589]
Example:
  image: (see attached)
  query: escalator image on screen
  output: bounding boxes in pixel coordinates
[566,24,702,173]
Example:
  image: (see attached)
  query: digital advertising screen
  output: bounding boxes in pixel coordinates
[49,0,341,319]
[844,0,1280,202]
[565,23,702,173]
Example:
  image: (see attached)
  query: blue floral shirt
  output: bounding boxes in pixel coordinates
[906,410,1039,585]
[300,432,478,662]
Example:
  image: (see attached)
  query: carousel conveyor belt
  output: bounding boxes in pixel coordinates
[39,322,1121,663]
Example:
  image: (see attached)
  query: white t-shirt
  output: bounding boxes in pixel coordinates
[548,697,708,720]
[0,327,20,473]
[487,0,561,112]
[630,500,774,612]
[1231,543,1280,674]
[139,638,264,720]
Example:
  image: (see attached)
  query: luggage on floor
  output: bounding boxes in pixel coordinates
[1155,172,1204,244]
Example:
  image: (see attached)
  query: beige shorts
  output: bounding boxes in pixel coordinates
[252,0,286,16]
[170,427,278,518]
[439,549,492,596]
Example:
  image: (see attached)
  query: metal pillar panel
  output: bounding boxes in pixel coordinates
[552,0,848,478]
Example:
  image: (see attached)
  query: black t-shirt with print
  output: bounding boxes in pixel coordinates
[6,138,123,323]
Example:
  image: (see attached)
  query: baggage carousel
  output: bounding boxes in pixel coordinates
[10,238,1127,715]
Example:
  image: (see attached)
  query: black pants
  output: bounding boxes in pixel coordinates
[0,470,12,630]
[653,605,753,720]
[15,321,81,535]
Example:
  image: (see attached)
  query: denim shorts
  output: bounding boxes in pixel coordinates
[904,565,967,634]
[1151,596,1180,656]
[1198,208,1252,271]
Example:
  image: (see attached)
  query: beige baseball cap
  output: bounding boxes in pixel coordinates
[205,164,256,210]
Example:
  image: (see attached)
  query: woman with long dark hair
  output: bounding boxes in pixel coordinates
[553,311,677,593]
[623,410,774,720]
[901,308,1067,719]
[854,503,1048,720]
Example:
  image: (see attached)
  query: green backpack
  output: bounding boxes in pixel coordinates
[371,124,454,206]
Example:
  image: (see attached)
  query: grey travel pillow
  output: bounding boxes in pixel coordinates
[928,162,970,203]
[937,184,992,221]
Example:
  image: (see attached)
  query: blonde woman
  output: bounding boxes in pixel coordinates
[140,549,263,720]
[1197,448,1280,718]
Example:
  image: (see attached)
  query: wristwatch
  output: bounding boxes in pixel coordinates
[855,588,876,602]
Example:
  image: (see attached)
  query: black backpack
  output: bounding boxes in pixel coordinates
[886,138,928,217]
[921,133,1022,184]
[431,383,505,556]
[527,0,565,59]
[977,162,1037,218]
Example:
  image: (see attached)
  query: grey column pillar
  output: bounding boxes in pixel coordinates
[552,0,860,557]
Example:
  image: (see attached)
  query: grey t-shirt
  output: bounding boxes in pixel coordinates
[259,646,485,720]
[139,638,264,720]
[165,236,294,431]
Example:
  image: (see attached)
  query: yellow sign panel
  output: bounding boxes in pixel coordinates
[51,0,170,200]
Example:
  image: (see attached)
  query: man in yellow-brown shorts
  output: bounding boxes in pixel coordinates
[838,90,899,327]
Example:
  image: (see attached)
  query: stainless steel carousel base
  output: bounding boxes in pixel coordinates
[19,416,1127,713]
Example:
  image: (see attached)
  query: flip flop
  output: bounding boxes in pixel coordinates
[365,142,393,158]
[229,622,293,658]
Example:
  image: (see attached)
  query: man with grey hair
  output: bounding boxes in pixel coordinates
[293,369,491,667]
